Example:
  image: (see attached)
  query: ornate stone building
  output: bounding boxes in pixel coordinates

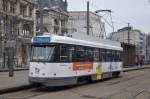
[146,33,150,64]
[36,0,69,35]
[0,0,35,69]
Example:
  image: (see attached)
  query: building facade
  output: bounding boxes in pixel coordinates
[68,11,105,39]
[36,0,69,35]
[0,0,35,69]
[109,27,146,62]
[39,0,68,11]
[146,33,150,64]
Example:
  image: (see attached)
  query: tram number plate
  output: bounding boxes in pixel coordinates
[35,68,40,74]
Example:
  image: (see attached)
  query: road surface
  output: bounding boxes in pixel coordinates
[0,68,150,99]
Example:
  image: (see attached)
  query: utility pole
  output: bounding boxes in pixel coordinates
[110,12,114,32]
[128,23,130,44]
[5,15,15,77]
[127,23,131,66]
[87,1,90,35]
[38,0,44,34]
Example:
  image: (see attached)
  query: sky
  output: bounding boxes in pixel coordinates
[67,0,150,34]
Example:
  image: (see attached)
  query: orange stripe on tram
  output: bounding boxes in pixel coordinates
[73,62,93,71]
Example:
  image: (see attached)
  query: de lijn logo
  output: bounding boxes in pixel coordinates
[33,37,50,43]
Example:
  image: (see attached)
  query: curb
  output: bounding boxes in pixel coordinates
[0,66,150,94]
[123,66,150,72]
[0,85,32,95]
[0,69,29,72]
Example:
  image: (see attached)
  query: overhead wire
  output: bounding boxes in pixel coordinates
[89,1,130,29]
[77,0,130,38]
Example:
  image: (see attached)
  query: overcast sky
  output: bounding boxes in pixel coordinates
[67,0,150,34]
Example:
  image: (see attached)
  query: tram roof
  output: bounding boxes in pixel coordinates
[32,34,123,51]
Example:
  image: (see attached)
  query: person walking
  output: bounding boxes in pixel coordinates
[140,57,143,67]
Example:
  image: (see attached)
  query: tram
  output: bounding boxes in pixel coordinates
[29,34,123,86]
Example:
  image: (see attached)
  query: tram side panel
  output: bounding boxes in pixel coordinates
[29,35,123,86]
[29,61,122,86]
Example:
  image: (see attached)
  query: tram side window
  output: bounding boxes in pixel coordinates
[72,46,76,62]
[105,50,113,62]
[112,50,115,62]
[85,47,93,61]
[109,50,113,62]
[68,46,74,62]
[114,51,117,61]
[93,48,99,62]
[117,51,122,61]
[75,46,85,62]
[60,45,68,62]
[119,52,122,61]
[115,51,118,61]
[99,49,105,62]
[105,50,109,61]
[113,51,121,62]
[99,49,102,61]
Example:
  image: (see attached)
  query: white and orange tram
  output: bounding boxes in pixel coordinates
[29,34,123,86]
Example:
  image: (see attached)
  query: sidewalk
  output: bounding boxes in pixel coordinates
[0,70,30,94]
[123,65,150,72]
[0,65,150,94]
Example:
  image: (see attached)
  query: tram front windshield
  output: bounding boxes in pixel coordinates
[31,45,55,62]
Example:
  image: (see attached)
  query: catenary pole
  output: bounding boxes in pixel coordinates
[87,1,90,35]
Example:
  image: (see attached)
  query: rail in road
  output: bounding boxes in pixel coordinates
[0,67,150,99]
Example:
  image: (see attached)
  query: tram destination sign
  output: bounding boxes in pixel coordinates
[32,37,50,43]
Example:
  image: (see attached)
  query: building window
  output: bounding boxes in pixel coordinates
[10,19,14,37]
[20,4,26,17]
[29,7,33,17]
[54,19,59,25]
[3,0,8,12]
[10,1,16,13]
[22,24,30,37]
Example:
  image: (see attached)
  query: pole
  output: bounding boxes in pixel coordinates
[128,23,130,44]
[127,23,131,66]
[39,0,44,34]
[87,1,90,35]
[8,47,14,77]
[110,12,114,32]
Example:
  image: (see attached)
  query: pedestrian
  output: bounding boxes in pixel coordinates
[140,57,143,67]
[135,56,139,66]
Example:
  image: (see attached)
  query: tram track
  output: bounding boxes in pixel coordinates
[0,85,34,95]
[0,68,150,99]
[131,86,150,99]
[0,85,76,99]
[0,86,50,99]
